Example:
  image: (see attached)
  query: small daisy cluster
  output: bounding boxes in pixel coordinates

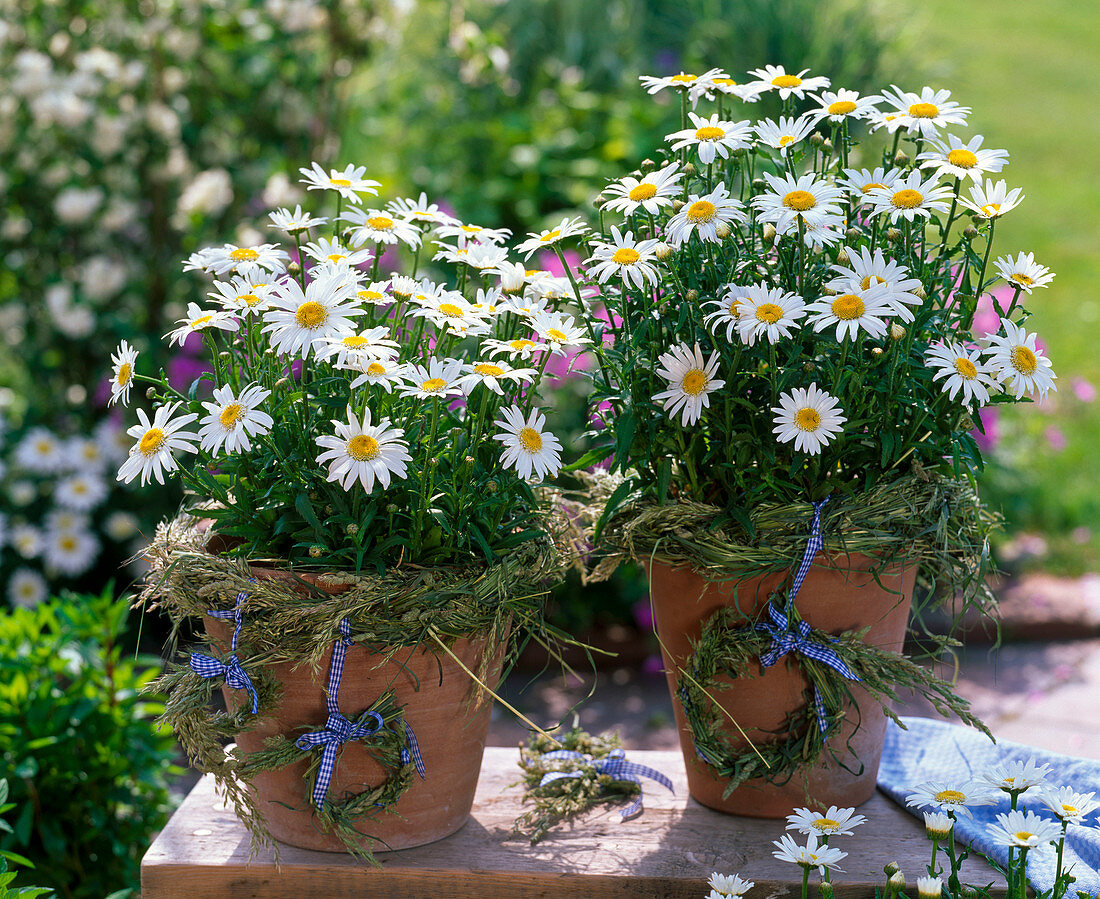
[548,64,1057,508]
[106,169,587,569]
[0,415,138,607]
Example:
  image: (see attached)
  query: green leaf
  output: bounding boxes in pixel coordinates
[593,476,636,542]
[293,492,323,535]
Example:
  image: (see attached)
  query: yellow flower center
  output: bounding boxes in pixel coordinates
[682,369,708,396]
[347,433,380,461]
[628,183,658,202]
[947,149,978,168]
[366,362,386,376]
[695,125,726,140]
[1010,274,1034,287]
[860,275,886,290]
[908,102,939,118]
[814,818,841,831]
[772,74,802,88]
[755,303,784,323]
[36,440,52,453]
[239,293,261,306]
[438,302,465,318]
[71,482,88,495]
[546,328,569,341]
[778,135,795,147]
[953,357,978,379]
[359,290,384,301]
[421,378,447,392]
[518,426,544,452]
[612,247,641,265]
[219,403,244,430]
[714,77,737,86]
[540,229,562,243]
[139,427,165,456]
[827,100,858,115]
[116,363,132,387]
[367,216,394,230]
[190,315,214,328]
[60,536,77,552]
[1004,778,1017,785]
[460,225,482,233]
[1062,804,1079,816]
[980,203,1002,217]
[510,339,535,351]
[295,301,328,329]
[329,178,352,187]
[686,200,717,223]
[670,74,697,83]
[795,408,821,431]
[343,336,369,348]
[892,188,924,209]
[230,248,259,262]
[860,182,886,194]
[783,190,817,212]
[1011,345,1038,375]
[1015,831,1035,842]
[831,294,866,320]
[934,790,966,804]
[327,253,346,263]
[474,363,505,377]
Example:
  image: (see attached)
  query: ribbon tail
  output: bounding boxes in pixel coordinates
[403,721,426,779]
[615,774,644,820]
[538,770,582,788]
[313,741,339,809]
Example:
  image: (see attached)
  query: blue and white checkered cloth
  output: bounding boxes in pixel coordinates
[878,716,1100,894]
[190,591,259,714]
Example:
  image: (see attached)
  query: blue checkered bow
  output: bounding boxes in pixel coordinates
[295,618,426,810]
[536,748,674,820]
[190,591,259,714]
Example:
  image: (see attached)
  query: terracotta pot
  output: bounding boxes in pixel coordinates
[647,553,915,818]
[205,567,502,854]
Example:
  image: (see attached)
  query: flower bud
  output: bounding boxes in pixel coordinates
[761,224,777,249]
[346,523,359,536]
[889,871,906,890]
[682,162,697,177]
[640,158,656,172]
[308,544,323,558]
[715,222,731,239]
[887,228,903,242]
[324,504,334,515]
[820,884,835,899]
[822,287,837,296]
[386,503,399,514]
[752,178,767,191]
[917,877,942,899]
[963,224,979,238]
[593,196,606,210]
[871,347,884,359]
[464,455,475,464]
[146,387,157,399]
[487,480,499,493]
[274,377,290,389]
[654,241,672,260]
[958,413,975,431]
[912,284,927,299]
[822,138,833,154]
[810,132,825,147]
[288,261,301,276]
[219,351,231,361]
[803,361,815,374]
[835,247,850,265]
[672,200,685,213]
[890,323,906,340]
[732,147,748,158]
[884,862,901,877]
[685,289,699,303]
[845,227,862,241]
[893,150,909,166]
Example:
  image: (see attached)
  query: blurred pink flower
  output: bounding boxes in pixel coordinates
[632,598,653,630]
[1073,378,1096,403]
[641,653,665,677]
[1045,426,1067,451]
[972,406,1000,454]
[972,287,1012,337]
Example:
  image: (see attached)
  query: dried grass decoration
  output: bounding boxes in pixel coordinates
[144,513,568,862]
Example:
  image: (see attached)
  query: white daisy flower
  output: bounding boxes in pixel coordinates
[961,178,1024,220]
[198,384,273,455]
[355,281,395,309]
[916,876,944,899]
[44,510,88,536]
[166,303,239,347]
[638,69,722,96]
[104,511,140,542]
[205,243,290,276]
[398,357,466,400]
[601,162,683,216]
[652,342,725,427]
[771,833,846,875]
[343,207,422,249]
[484,337,544,361]
[923,812,955,840]
[805,282,896,341]
[207,274,278,317]
[9,568,48,609]
[348,358,408,392]
[703,285,749,341]
[493,406,563,481]
[458,241,510,272]
[880,86,971,138]
[67,437,107,474]
[301,237,375,268]
[839,167,905,206]
[707,872,754,897]
[665,183,746,246]
[905,781,998,818]
[986,810,1062,850]
[261,270,362,358]
[734,285,807,346]
[411,291,492,335]
[1037,786,1100,825]
[529,311,591,355]
[54,472,108,511]
[979,758,1053,795]
[386,192,457,226]
[754,114,818,155]
[917,134,1009,183]
[298,162,380,203]
[117,402,200,485]
[470,286,505,317]
[995,252,1055,294]
[926,342,997,406]
[11,524,42,559]
[868,171,954,222]
[434,222,512,245]
[457,360,538,396]
[14,428,66,474]
[752,172,846,233]
[389,274,432,300]
[983,319,1056,399]
[786,806,867,837]
[827,247,924,320]
[772,384,846,455]
[42,526,100,577]
[809,88,881,124]
[748,64,830,101]
[800,219,844,249]
[181,247,219,273]
[585,226,661,290]
[666,112,754,164]
[316,327,399,368]
[109,339,138,407]
[690,74,767,104]
[492,261,533,295]
[515,216,589,259]
[315,407,411,492]
[269,204,327,234]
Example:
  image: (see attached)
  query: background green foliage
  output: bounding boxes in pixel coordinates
[0,590,178,899]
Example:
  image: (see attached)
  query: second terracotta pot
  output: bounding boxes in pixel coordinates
[647,553,915,818]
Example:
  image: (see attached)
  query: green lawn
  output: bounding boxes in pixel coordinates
[899,0,1100,569]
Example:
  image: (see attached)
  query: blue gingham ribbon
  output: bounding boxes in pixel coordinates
[190,591,259,714]
[295,618,426,809]
[537,748,674,820]
[754,496,862,734]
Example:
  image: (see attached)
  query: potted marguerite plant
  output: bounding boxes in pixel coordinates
[550,64,1053,815]
[112,164,595,858]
